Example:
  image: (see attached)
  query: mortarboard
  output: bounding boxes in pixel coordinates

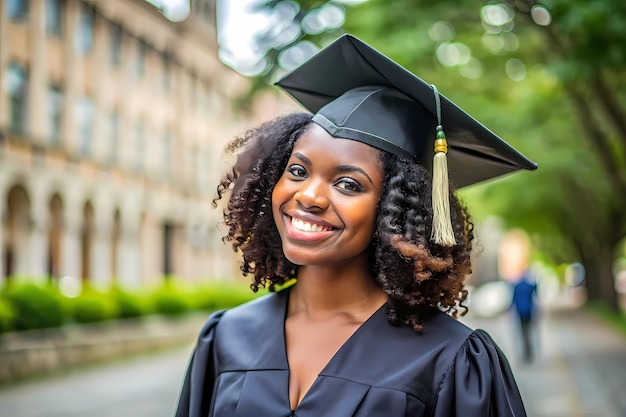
[275,34,537,245]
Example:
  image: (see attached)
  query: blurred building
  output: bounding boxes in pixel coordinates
[0,0,278,288]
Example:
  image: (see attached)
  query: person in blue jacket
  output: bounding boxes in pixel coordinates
[512,269,539,362]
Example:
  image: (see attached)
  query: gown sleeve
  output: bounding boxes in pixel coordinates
[174,309,226,417]
[432,329,527,417]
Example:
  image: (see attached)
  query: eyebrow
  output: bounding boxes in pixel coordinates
[293,153,374,185]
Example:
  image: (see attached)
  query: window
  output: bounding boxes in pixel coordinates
[74,4,93,56]
[162,130,173,179]
[7,62,28,134]
[162,53,172,91]
[134,122,145,172]
[110,24,123,67]
[46,0,63,35]
[135,40,147,77]
[162,223,174,277]
[7,0,29,20]
[76,97,94,156]
[108,111,120,165]
[47,85,63,146]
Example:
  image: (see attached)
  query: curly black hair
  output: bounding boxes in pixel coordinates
[215,112,474,331]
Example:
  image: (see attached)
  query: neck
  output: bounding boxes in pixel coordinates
[288,260,387,317]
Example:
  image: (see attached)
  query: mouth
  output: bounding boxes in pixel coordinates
[282,214,338,242]
[290,216,335,233]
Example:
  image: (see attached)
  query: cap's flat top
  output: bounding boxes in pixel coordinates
[276,34,536,188]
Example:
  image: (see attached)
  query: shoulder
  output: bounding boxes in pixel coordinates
[193,290,284,336]
[422,309,474,340]
[219,289,287,327]
[394,309,476,366]
[399,309,476,359]
[211,290,288,370]
[411,310,476,367]
[432,326,526,416]
[411,314,525,415]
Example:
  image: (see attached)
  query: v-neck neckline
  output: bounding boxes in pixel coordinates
[281,287,387,412]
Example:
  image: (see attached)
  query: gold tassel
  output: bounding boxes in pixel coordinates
[431,126,456,246]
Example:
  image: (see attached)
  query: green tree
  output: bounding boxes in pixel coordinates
[248,0,626,310]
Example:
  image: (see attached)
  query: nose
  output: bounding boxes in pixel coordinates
[295,179,329,210]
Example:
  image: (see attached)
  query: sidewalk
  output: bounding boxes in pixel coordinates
[0,345,191,417]
[463,307,626,417]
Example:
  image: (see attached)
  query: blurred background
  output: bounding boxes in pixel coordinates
[0,0,625,416]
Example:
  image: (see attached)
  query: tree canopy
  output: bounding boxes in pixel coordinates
[235,0,626,310]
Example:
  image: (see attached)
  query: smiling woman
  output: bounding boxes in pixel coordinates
[175,34,535,417]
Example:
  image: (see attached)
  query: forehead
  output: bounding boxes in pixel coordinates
[293,124,382,166]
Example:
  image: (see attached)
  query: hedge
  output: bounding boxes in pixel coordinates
[69,289,120,324]
[2,283,65,331]
[0,279,262,332]
[0,298,15,333]
[151,284,190,316]
[111,288,150,319]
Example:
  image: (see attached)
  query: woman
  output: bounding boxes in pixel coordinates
[175,35,535,417]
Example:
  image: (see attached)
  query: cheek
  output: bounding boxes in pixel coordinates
[362,196,381,234]
[362,209,379,234]
[342,196,379,231]
[271,177,289,214]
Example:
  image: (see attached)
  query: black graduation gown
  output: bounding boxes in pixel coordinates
[175,288,527,417]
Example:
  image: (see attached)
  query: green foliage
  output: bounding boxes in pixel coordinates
[150,284,190,316]
[110,288,150,319]
[150,281,261,316]
[3,283,65,330]
[70,288,120,324]
[546,0,626,71]
[184,282,261,311]
[0,297,16,333]
[0,279,262,333]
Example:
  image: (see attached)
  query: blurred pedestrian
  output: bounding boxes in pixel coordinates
[499,229,539,363]
[512,269,538,362]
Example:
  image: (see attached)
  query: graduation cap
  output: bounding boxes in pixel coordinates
[275,34,537,246]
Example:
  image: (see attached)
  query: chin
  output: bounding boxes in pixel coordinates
[282,247,330,267]
[282,251,316,267]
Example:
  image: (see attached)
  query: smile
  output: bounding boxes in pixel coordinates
[290,217,333,232]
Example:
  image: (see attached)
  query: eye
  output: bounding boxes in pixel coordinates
[335,178,364,193]
[286,164,307,179]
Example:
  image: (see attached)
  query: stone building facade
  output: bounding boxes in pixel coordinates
[0,0,286,288]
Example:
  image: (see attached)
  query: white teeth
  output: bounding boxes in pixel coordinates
[291,217,328,232]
